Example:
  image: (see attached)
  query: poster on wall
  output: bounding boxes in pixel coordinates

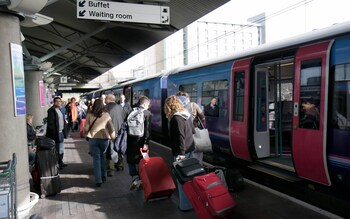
[10,43,26,116]
[39,80,45,107]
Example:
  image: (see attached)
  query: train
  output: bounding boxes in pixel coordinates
[81,21,350,195]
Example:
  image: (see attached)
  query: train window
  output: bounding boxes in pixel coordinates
[202,79,228,117]
[330,63,350,130]
[233,72,245,121]
[179,84,198,103]
[299,59,321,130]
[132,89,150,105]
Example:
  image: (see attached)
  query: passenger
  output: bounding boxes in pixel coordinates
[118,94,132,120]
[84,99,115,187]
[105,94,125,176]
[101,94,106,105]
[126,96,152,190]
[26,114,36,168]
[164,95,194,211]
[66,97,78,132]
[46,97,67,170]
[177,91,205,164]
[300,100,320,129]
[204,97,219,117]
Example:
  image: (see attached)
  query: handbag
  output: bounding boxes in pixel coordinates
[193,119,212,152]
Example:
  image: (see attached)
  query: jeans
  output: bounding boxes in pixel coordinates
[89,138,109,183]
[174,151,193,211]
[55,132,65,165]
[128,163,139,181]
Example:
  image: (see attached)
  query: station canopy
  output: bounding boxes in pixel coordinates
[20,0,229,91]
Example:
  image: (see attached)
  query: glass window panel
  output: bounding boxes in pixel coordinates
[299,59,321,130]
[331,63,350,130]
[233,72,245,121]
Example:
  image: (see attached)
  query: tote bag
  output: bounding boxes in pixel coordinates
[193,119,212,152]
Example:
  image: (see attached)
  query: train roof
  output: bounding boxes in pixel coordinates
[115,72,165,87]
[168,20,350,75]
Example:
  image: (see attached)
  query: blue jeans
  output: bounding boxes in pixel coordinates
[55,132,65,165]
[174,151,193,211]
[128,163,139,182]
[89,138,109,183]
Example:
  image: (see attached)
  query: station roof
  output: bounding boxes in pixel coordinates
[20,0,229,91]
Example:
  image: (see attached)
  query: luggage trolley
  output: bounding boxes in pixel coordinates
[0,153,17,219]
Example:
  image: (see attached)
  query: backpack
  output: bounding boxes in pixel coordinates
[127,107,145,137]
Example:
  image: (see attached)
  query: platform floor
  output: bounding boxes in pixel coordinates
[22,132,339,219]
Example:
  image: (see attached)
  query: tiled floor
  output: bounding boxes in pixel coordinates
[22,132,337,219]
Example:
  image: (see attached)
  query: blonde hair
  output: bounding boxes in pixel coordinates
[164,95,185,119]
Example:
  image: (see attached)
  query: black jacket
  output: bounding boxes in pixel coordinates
[27,123,36,142]
[46,106,64,143]
[169,111,194,156]
[126,107,152,164]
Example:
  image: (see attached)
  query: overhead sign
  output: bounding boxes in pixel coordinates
[60,76,68,83]
[77,0,170,25]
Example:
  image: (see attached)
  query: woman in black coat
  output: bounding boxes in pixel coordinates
[164,95,194,211]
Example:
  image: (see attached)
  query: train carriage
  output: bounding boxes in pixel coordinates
[82,21,350,194]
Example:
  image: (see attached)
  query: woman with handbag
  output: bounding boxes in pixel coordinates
[164,95,195,211]
[84,99,115,187]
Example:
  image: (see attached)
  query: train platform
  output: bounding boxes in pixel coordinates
[22,132,341,219]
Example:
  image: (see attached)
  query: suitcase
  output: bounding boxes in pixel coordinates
[34,148,61,198]
[183,172,235,219]
[172,158,206,184]
[138,156,176,202]
[80,118,86,138]
[35,136,55,150]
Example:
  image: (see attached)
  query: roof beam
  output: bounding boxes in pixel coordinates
[40,24,108,62]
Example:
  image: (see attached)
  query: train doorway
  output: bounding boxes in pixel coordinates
[253,59,294,170]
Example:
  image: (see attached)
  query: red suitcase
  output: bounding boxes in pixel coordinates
[80,118,86,138]
[183,172,235,219]
[138,156,176,202]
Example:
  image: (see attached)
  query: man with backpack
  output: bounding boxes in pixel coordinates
[125,96,152,190]
[105,94,125,176]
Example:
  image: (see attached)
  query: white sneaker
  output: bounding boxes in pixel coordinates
[129,180,139,190]
[135,180,143,190]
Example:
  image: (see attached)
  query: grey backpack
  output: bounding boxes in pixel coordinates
[127,107,145,137]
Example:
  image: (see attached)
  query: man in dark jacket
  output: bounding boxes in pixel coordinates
[105,94,125,176]
[126,96,152,190]
[204,97,219,117]
[117,94,132,120]
[46,96,66,169]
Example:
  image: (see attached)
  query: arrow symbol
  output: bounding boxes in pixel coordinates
[79,10,86,17]
[79,0,86,7]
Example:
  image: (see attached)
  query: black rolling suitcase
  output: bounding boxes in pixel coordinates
[33,147,61,198]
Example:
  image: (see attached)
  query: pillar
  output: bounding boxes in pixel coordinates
[25,71,46,127]
[0,12,30,215]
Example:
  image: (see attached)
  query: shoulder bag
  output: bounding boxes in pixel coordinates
[193,119,212,152]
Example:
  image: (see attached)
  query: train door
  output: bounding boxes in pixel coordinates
[253,59,294,161]
[254,66,270,158]
[292,41,331,185]
[230,58,252,161]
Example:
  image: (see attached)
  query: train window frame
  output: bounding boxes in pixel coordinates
[233,71,245,121]
[201,79,228,118]
[179,83,198,103]
[298,58,321,130]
